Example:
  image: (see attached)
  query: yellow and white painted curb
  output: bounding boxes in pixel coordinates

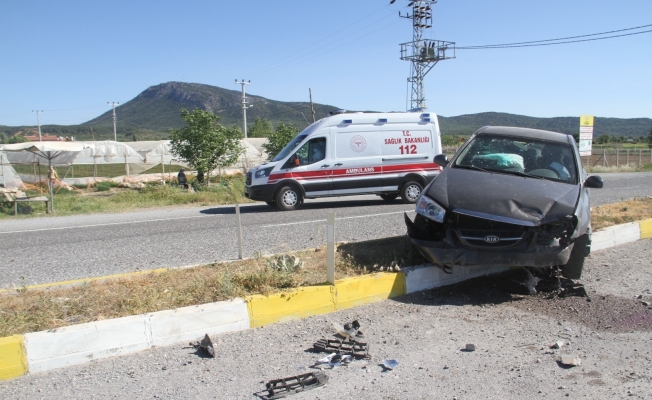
[1,218,650,381]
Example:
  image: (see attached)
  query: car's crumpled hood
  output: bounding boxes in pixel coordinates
[427,167,580,226]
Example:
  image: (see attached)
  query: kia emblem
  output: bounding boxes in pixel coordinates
[484,235,500,244]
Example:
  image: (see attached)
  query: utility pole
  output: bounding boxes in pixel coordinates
[107,102,119,142]
[398,0,455,110]
[32,110,43,141]
[309,88,316,123]
[235,79,252,138]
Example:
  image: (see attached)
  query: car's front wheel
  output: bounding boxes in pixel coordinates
[562,229,591,279]
[275,186,301,211]
[400,181,423,204]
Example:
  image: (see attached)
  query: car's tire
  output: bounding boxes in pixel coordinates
[400,181,423,204]
[275,185,301,211]
[380,193,399,202]
[562,229,591,279]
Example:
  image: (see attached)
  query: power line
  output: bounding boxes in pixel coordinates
[246,4,393,78]
[253,18,402,80]
[458,23,652,49]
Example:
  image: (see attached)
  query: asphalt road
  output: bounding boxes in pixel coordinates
[1,239,650,399]
[0,171,651,288]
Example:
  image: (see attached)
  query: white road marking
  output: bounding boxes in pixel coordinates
[261,210,414,228]
[0,214,216,234]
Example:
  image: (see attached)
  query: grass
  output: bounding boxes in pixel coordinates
[0,236,421,337]
[585,163,652,173]
[0,174,250,218]
[591,196,652,231]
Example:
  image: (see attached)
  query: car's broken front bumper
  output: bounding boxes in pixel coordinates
[409,237,573,268]
[405,212,574,268]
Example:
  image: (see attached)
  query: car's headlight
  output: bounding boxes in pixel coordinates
[255,167,274,178]
[415,195,446,223]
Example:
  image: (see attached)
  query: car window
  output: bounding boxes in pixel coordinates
[454,135,577,183]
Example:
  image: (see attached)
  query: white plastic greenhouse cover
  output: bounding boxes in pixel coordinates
[2,141,143,165]
[0,152,24,188]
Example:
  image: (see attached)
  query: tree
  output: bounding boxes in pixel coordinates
[262,123,298,159]
[596,134,611,144]
[7,135,27,144]
[248,118,274,138]
[170,108,243,183]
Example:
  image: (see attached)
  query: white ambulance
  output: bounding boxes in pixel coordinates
[245,110,443,210]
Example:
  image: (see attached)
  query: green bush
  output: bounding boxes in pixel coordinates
[96,182,113,192]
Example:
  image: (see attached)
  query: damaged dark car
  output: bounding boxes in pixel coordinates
[405,126,603,279]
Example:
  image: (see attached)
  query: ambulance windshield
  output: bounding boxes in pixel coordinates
[272,134,308,162]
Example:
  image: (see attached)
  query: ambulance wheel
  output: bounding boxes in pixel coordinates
[276,186,301,211]
[400,181,422,204]
[380,193,398,202]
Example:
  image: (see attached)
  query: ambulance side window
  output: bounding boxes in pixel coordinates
[295,138,326,165]
[290,137,327,167]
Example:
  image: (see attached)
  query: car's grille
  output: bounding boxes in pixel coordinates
[454,213,527,248]
[245,172,252,186]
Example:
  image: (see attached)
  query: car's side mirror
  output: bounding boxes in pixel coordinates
[584,175,603,189]
[433,154,449,167]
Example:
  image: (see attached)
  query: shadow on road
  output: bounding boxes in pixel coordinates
[391,269,531,308]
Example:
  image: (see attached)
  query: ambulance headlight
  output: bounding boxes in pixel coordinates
[255,167,274,178]
[415,195,446,223]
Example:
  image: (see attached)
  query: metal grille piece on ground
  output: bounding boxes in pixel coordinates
[257,372,329,399]
[313,337,370,359]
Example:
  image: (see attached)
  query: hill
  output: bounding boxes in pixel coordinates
[84,82,338,133]
[1,82,650,141]
[439,112,651,138]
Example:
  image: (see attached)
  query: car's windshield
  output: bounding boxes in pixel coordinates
[454,134,577,183]
[272,134,308,162]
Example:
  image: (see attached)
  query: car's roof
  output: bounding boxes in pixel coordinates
[475,126,572,143]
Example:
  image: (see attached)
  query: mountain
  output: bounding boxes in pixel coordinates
[439,112,651,138]
[2,82,650,141]
[84,81,338,132]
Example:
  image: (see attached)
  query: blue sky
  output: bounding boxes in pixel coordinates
[1,0,651,127]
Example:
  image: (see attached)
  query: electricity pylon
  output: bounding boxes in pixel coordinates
[398,0,455,110]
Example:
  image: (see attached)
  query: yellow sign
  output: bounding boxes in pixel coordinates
[580,115,594,127]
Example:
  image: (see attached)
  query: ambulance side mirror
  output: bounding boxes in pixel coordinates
[433,154,449,167]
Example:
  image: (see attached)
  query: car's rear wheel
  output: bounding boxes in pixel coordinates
[400,181,423,204]
[275,186,301,211]
[562,229,591,279]
[380,193,398,202]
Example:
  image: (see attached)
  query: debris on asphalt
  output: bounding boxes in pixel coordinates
[314,353,352,368]
[550,341,565,349]
[642,301,650,307]
[514,268,541,295]
[189,334,215,358]
[333,319,362,338]
[313,337,370,359]
[257,372,329,399]
[559,354,581,367]
[382,359,399,370]
[464,343,476,352]
[558,282,588,298]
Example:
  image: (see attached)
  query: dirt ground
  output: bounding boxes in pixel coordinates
[1,239,650,399]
